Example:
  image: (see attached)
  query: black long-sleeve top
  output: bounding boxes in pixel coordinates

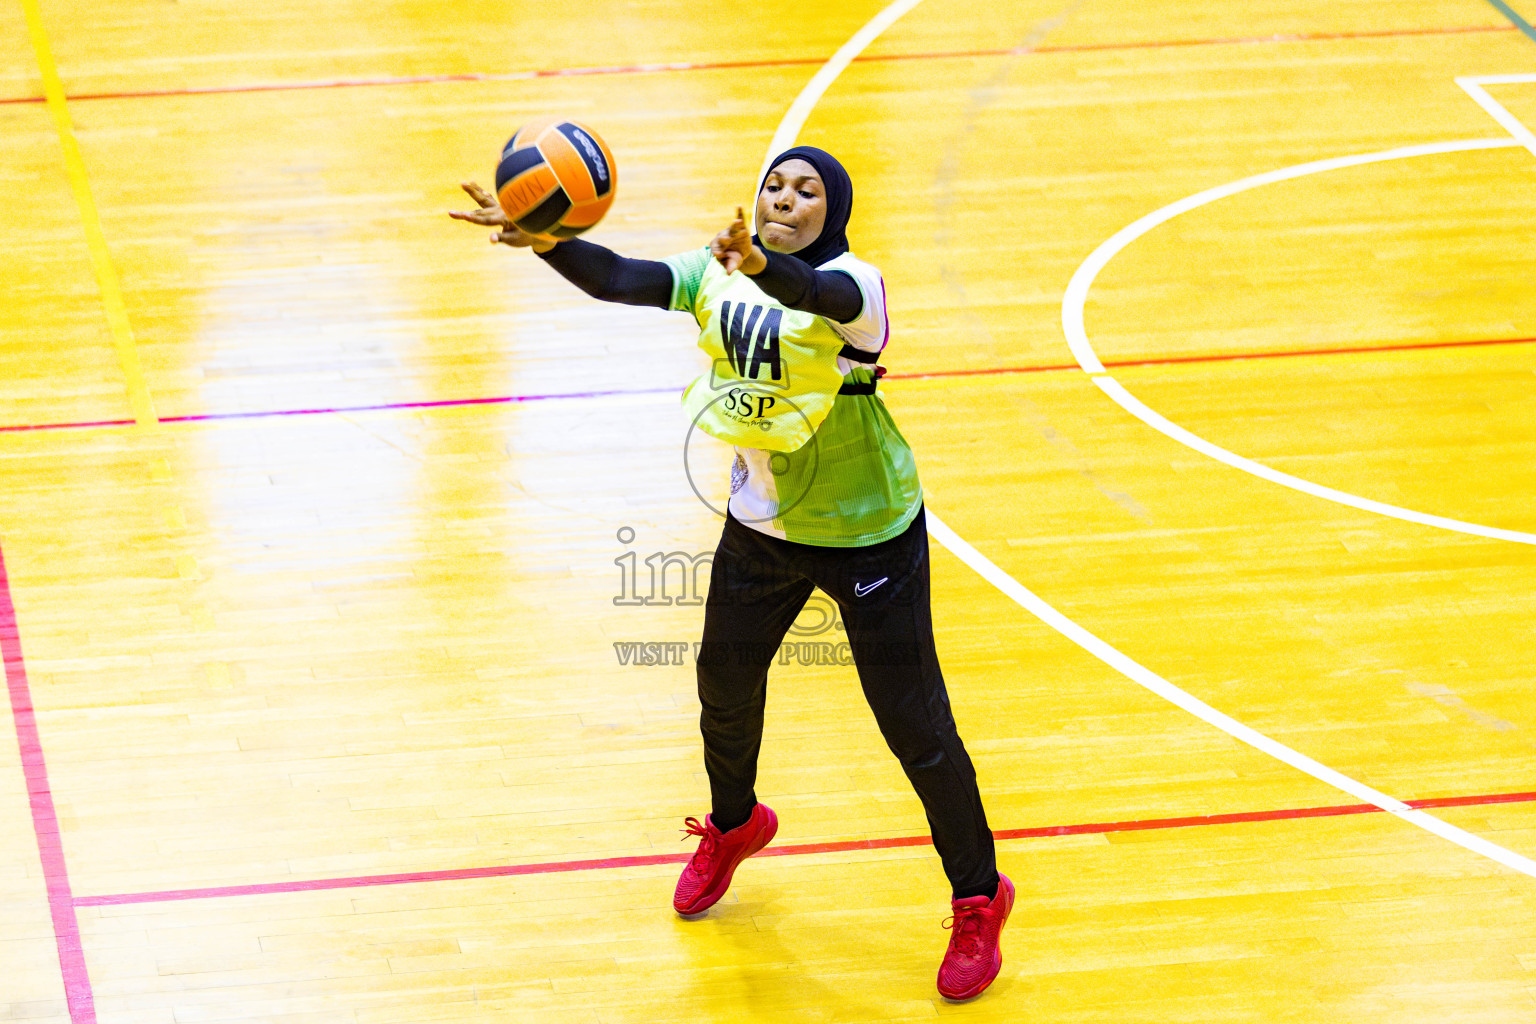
[535,238,863,323]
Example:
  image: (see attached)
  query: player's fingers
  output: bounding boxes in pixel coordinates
[464,182,496,208]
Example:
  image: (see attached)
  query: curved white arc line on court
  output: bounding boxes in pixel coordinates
[1062,137,1519,372]
[758,0,930,186]
[1063,136,1536,545]
[925,512,1536,879]
[773,6,1536,877]
[1096,377,1536,544]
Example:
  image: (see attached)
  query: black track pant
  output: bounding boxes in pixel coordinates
[695,505,999,900]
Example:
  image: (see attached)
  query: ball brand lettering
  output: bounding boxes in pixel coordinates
[719,300,784,384]
[571,129,608,182]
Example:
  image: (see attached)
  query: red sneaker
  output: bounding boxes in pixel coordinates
[672,803,778,916]
[937,873,1014,1001]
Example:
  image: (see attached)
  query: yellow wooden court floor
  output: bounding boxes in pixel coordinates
[3,0,1535,1021]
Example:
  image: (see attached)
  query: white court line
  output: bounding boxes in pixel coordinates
[756,0,928,186]
[925,512,1536,879]
[768,2,1536,878]
[1096,375,1536,545]
[1061,136,1536,546]
[1459,74,1536,157]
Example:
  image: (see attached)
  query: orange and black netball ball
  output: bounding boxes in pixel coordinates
[494,117,617,241]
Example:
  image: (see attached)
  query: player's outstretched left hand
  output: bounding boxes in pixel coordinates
[711,206,766,275]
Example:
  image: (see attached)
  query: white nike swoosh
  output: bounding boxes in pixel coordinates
[853,577,889,598]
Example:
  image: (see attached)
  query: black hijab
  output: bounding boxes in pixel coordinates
[754,146,852,269]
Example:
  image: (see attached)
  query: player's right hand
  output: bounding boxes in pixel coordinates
[450,182,553,250]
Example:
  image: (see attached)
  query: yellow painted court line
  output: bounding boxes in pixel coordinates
[23,0,158,428]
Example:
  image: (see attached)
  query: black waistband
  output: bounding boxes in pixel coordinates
[838,343,880,364]
[837,380,877,395]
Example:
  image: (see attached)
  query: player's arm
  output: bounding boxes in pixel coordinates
[450,182,672,309]
[710,207,862,323]
[535,240,673,309]
[744,251,861,323]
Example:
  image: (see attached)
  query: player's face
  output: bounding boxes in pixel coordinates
[756,159,827,254]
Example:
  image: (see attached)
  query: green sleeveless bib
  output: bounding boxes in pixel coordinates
[680,259,848,453]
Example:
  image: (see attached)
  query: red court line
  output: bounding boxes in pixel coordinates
[157,387,682,422]
[0,543,98,1023]
[892,335,1536,381]
[74,789,1536,907]
[0,23,1512,105]
[0,418,136,433]
[6,333,1533,436]
[0,389,680,435]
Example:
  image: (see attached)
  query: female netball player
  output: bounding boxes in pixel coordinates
[452,147,1012,1001]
